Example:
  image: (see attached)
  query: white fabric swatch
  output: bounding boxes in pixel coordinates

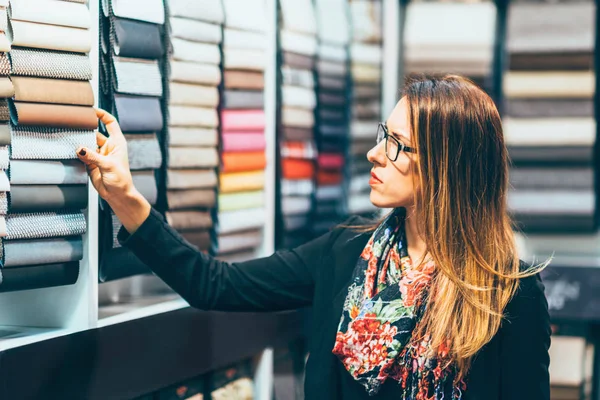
[504,71,595,99]
[315,0,349,45]
[282,196,311,215]
[170,61,222,86]
[167,169,218,189]
[280,30,318,56]
[318,43,347,63]
[282,107,315,128]
[218,207,266,234]
[222,0,266,32]
[169,83,219,107]
[282,85,317,109]
[113,57,163,97]
[223,48,267,71]
[170,17,222,44]
[10,0,91,29]
[224,28,267,50]
[168,147,219,168]
[9,20,91,53]
[0,170,9,191]
[350,43,383,65]
[169,0,225,24]
[169,127,219,147]
[103,0,165,24]
[508,190,595,215]
[172,38,221,64]
[169,106,219,128]
[279,0,317,35]
[503,118,596,146]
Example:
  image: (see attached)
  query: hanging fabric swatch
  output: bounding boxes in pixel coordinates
[504,0,596,232]
[99,0,168,281]
[1,0,96,292]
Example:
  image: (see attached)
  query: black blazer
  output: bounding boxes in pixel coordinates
[121,210,551,400]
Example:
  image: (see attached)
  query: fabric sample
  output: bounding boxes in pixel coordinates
[222,0,267,33]
[0,192,7,215]
[503,118,596,146]
[281,179,314,196]
[169,0,225,24]
[351,64,382,83]
[9,160,87,185]
[222,110,265,131]
[10,48,93,80]
[0,262,80,293]
[103,0,165,24]
[218,207,265,234]
[223,48,267,71]
[281,141,317,159]
[279,0,317,35]
[316,185,343,201]
[508,146,593,165]
[169,127,219,147]
[11,102,97,130]
[0,125,8,147]
[281,51,315,70]
[351,120,377,139]
[125,134,163,170]
[318,154,344,169]
[510,167,593,190]
[169,105,219,128]
[132,170,158,205]
[282,107,315,128]
[10,20,91,53]
[280,30,318,56]
[319,76,345,91]
[508,190,595,215]
[315,0,349,45]
[10,0,91,29]
[112,17,164,59]
[350,0,382,43]
[167,169,218,189]
[0,33,9,52]
[172,38,221,64]
[219,171,265,193]
[0,170,8,191]
[112,57,163,97]
[505,99,594,118]
[12,77,94,106]
[282,195,312,215]
[281,66,314,88]
[283,127,313,141]
[10,126,96,160]
[318,43,347,63]
[509,52,593,71]
[0,99,8,121]
[504,71,594,99]
[114,95,163,132]
[218,230,263,254]
[5,212,86,240]
[3,237,84,267]
[317,60,347,76]
[167,189,216,210]
[282,159,315,179]
[168,147,219,169]
[0,53,10,76]
[224,70,264,90]
[180,230,212,251]
[170,61,222,86]
[9,185,88,212]
[222,151,266,173]
[282,86,316,109]
[0,78,13,98]
[170,83,220,107]
[0,146,7,170]
[222,132,265,152]
[171,17,222,44]
[224,28,267,50]
[166,211,213,231]
[223,91,264,109]
[219,190,264,212]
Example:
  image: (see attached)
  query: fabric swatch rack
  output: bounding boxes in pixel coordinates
[163,0,223,256]
[98,0,168,281]
[275,0,319,249]
[218,0,268,259]
[503,0,597,232]
[312,0,351,236]
[1,0,96,292]
[347,0,383,217]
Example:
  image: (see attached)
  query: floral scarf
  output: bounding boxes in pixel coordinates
[332,209,465,398]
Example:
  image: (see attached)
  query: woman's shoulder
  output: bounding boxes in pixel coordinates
[327,215,373,250]
[503,260,549,320]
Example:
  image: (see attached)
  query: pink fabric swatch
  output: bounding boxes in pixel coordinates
[318,153,344,169]
[223,132,266,152]
[222,110,265,131]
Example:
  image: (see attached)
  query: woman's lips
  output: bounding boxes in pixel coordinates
[369,171,382,185]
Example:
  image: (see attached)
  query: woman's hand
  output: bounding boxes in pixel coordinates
[77,108,151,234]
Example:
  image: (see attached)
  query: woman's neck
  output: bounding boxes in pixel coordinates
[404,208,428,265]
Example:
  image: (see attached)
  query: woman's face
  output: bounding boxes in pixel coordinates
[367,97,418,209]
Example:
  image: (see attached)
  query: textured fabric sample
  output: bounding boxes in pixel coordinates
[0,53,10,76]
[280,30,318,57]
[219,190,264,211]
[224,70,264,90]
[9,185,88,212]
[169,0,225,24]
[219,207,265,234]
[103,0,165,24]
[222,0,267,33]
[282,107,315,128]
[112,57,163,96]
[171,17,222,44]
[114,95,163,132]
[170,61,222,86]
[222,151,266,173]
[0,100,10,121]
[507,2,595,54]
[0,192,7,215]
[169,127,219,147]
[12,77,94,106]
[10,20,91,53]
[125,133,163,170]
[11,102,97,130]
[167,169,218,189]
[282,159,314,179]
[0,262,80,293]
[219,171,265,193]
[10,48,93,80]
[282,195,312,215]
[0,78,13,98]
[132,170,158,205]
[167,189,216,210]
[10,126,96,160]
[10,0,91,29]
[504,71,595,99]
[169,105,219,128]
[9,160,87,185]
[282,85,316,109]
[3,237,84,267]
[510,167,593,190]
[170,83,219,107]
[222,133,265,152]
[223,48,267,71]
[281,179,314,196]
[508,190,595,215]
[0,147,7,170]
[0,33,9,52]
[168,147,219,168]
[503,118,596,146]
[279,0,317,35]
[112,17,164,59]
[224,28,267,51]
[281,66,314,88]
[166,211,213,230]
[5,212,86,240]
[172,38,221,64]
[222,110,265,131]
[506,99,594,118]
[218,230,262,254]
[223,91,264,109]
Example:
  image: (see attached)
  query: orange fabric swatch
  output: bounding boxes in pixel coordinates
[12,77,94,106]
[222,151,266,172]
[282,158,314,179]
[318,170,343,185]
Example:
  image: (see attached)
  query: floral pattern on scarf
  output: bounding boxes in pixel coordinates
[332,209,466,398]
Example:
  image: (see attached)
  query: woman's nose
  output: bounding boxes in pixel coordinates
[367,141,386,166]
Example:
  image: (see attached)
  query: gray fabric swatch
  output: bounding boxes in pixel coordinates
[10,160,88,185]
[505,99,594,118]
[223,90,265,109]
[10,125,96,160]
[5,212,87,240]
[3,236,84,267]
[0,123,9,145]
[510,167,594,190]
[125,133,163,170]
[132,170,158,205]
[9,185,88,212]
[167,189,216,210]
[114,94,164,132]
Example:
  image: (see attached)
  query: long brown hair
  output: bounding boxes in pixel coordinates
[373,75,542,378]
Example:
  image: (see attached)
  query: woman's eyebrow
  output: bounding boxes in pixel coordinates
[389,129,411,143]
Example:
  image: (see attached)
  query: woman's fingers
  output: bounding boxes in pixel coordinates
[96,131,108,147]
[76,146,113,171]
[95,108,125,141]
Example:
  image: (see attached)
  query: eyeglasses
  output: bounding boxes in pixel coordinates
[376,123,416,161]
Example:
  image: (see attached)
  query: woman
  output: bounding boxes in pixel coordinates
[78,76,550,399]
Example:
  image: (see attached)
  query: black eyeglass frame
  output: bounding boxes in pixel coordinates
[376,122,417,162]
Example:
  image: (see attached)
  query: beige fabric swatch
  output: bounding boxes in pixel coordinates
[352,64,382,83]
[0,77,14,98]
[504,71,595,99]
[169,83,219,107]
[170,17,222,44]
[172,38,221,65]
[12,102,97,130]
[223,48,267,71]
[167,169,218,189]
[10,20,91,53]
[282,85,317,109]
[167,189,216,210]
[167,211,213,230]
[219,190,264,212]
[169,127,219,147]
[12,77,94,106]
[170,61,221,86]
[169,105,219,128]
[168,147,219,169]
[503,118,596,147]
[10,0,91,29]
[218,207,265,235]
[220,171,265,193]
[282,107,315,128]
[0,33,10,52]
